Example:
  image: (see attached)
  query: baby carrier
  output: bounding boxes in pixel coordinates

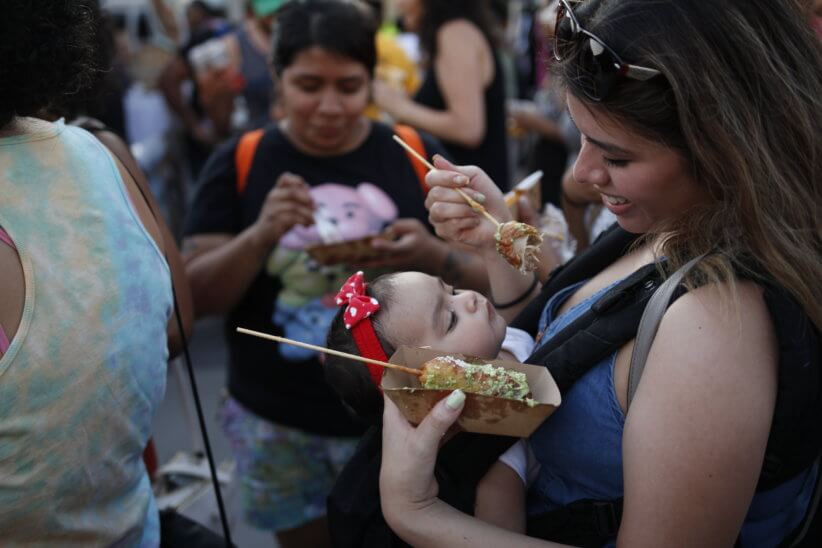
[328,225,822,547]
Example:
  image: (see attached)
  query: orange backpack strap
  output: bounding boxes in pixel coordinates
[234,128,265,194]
[394,124,430,195]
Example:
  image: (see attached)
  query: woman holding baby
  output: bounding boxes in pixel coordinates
[376,0,822,546]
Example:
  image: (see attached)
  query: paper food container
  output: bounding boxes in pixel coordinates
[382,346,561,437]
[504,170,543,219]
[305,233,391,266]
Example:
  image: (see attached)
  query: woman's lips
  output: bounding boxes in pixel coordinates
[601,193,633,215]
[314,126,343,139]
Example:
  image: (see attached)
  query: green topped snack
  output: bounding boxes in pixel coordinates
[419,355,532,403]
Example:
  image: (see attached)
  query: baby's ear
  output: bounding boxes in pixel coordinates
[324,356,384,421]
[356,183,399,222]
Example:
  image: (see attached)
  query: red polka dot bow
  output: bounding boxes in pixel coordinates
[335,271,381,329]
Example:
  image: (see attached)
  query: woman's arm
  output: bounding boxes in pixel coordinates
[618,281,777,546]
[351,217,489,293]
[380,393,567,547]
[376,20,491,147]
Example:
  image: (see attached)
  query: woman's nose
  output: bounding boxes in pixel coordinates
[317,90,343,114]
[573,141,609,187]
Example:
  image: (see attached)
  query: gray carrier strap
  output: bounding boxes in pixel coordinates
[627,255,706,410]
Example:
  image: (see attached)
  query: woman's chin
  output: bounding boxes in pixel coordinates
[614,216,652,235]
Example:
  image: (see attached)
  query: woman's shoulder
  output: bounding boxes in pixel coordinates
[436,19,487,49]
[650,279,777,390]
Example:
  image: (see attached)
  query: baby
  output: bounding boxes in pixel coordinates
[325,271,536,533]
[325,270,528,417]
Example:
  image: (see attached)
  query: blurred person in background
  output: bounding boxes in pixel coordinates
[376,0,511,189]
[0,0,191,543]
[187,0,281,137]
[182,1,487,546]
[362,0,422,121]
[160,0,233,178]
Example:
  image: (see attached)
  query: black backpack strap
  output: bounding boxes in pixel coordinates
[529,263,680,393]
[511,224,638,335]
[757,284,822,490]
[527,498,623,547]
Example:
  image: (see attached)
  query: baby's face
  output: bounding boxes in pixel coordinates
[382,272,507,359]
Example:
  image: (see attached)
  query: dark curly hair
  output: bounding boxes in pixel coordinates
[0,0,102,128]
[325,273,398,423]
[417,0,500,59]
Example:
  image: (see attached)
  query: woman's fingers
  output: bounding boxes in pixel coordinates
[424,185,486,211]
[272,172,315,208]
[381,391,465,474]
[431,154,485,180]
[414,390,466,451]
[432,218,481,240]
[428,200,479,224]
[425,168,470,191]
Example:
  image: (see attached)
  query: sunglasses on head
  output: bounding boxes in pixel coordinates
[554,0,661,101]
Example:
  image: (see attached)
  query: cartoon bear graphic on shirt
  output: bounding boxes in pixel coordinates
[267,183,398,360]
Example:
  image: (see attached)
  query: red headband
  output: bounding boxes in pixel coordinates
[335,272,387,387]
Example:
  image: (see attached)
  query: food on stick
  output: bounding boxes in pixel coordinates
[495,221,544,274]
[419,355,535,405]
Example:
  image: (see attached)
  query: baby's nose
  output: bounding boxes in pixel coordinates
[461,291,479,313]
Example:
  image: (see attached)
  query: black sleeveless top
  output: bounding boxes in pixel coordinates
[414,36,510,190]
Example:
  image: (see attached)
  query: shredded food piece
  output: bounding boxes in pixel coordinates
[495,221,544,273]
[419,356,534,404]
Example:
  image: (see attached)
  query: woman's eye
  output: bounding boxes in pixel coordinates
[603,157,629,167]
[339,84,363,95]
[296,82,322,93]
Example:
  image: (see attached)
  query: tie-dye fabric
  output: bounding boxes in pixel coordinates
[0,118,172,546]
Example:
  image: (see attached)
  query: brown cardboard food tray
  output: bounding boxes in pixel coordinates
[382,346,561,437]
[504,170,543,219]
[306,233,391,266]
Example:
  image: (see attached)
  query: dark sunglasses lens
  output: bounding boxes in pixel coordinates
[578,37,620,100]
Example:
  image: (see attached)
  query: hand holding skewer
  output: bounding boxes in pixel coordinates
[393,135,544,274]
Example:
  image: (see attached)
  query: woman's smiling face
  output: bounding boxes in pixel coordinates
[279,46,371,156]
[567,94,707,233]
[382,272,507,360]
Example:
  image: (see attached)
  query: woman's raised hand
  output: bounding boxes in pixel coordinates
[379,391,466,533]
[250,172,315,250]
[425,155,511,253]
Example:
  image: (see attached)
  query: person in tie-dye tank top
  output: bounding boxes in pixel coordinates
[0,1,190,544]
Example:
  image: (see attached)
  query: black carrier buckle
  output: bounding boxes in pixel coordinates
[590,501,621,537]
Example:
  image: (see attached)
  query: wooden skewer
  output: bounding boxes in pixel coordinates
[392,134,500,227]
[236,327,423,377]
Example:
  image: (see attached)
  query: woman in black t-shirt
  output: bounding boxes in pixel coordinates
[182,2,487,546]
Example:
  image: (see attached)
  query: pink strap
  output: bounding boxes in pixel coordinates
[0,327,8,355]
[0,227,16,250]
[0,227,15,355]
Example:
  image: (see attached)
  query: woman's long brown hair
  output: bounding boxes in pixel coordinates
[557,0,822,330]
